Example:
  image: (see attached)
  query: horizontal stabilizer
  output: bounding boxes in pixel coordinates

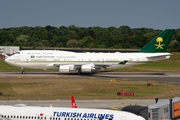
[119,61,128,65]
[146,53,172,59]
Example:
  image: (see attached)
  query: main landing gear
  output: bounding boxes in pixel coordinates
[21,68,26,74]
[78,69,82,75]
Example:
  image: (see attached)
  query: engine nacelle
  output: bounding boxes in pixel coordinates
[59,64,76,73]
[81,63,95,73]
[121,105,148,120]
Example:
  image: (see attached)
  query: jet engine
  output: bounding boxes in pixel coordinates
[81,63,95,73]
[59,64,76,73]
[121,105,148,120]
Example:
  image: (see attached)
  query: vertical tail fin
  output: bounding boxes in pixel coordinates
[71,96,77,108]
[138,29,175,53]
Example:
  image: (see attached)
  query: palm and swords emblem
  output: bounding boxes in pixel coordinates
[155,37,164,49]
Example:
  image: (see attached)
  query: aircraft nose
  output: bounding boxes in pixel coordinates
[5,58,9,64]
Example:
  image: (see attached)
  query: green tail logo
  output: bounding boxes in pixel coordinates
[155,37,164,49]
[138,29,175,53]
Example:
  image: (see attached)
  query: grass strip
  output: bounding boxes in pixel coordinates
[0,77,178,100]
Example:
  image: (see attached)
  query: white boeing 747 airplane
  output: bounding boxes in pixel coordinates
[4,29,175,74]
[0,96,145,120]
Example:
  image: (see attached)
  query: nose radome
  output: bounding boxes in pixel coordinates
[5,58,10,64]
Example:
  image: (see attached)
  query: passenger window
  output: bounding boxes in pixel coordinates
[38,117,40,119]
[32,116,33,119]
[7,115,9,118]
[41,117,43,119]
[45,117,46,119]
[50,117,52,120]
[35,116,36,119]
[58,118,60,120]
[23,116,25,119]
[65,118,66,120]
[17,116,19,118]
[14,116,16,118]
[20,116,22,119]
[74,118,76,120]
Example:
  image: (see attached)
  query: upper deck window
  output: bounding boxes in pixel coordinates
[15,52,20,54]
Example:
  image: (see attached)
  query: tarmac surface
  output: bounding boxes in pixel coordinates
[1,71,180,84]
[0,71,179,109]
[0,99,167,110]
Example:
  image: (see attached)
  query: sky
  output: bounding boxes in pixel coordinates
[0,0,180,30]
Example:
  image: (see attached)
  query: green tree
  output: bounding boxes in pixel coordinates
[47,32,56,40]
[41,40,49,47]
[56,42,63,47]
[39,29,48,40]
[13,40,23,50]
[66,39,78,47]
[55,36,68,47]
[16,35,29,46]
[108,26,117,32]
[168,40,179,50]
[79,36,94,48]
[0,31,14,45]
[118,26,131,34]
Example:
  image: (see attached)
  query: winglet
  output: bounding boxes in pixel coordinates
[71,96,77,108]
[118,60,128,65]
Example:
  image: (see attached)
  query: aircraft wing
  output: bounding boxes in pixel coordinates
[47,61,128,73]
[51,60,128,67]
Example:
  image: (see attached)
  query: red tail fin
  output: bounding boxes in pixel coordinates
[71,96,77,108]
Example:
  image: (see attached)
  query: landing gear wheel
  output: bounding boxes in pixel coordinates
[21,69,26,74]
[78,69,82,75]
[21,71,26,74]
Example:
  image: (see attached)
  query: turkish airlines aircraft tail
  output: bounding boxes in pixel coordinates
[71,96,77,108]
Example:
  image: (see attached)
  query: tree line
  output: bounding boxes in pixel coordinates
[0,25,180,52]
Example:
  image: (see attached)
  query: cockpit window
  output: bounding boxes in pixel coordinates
[15,52,20,54]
